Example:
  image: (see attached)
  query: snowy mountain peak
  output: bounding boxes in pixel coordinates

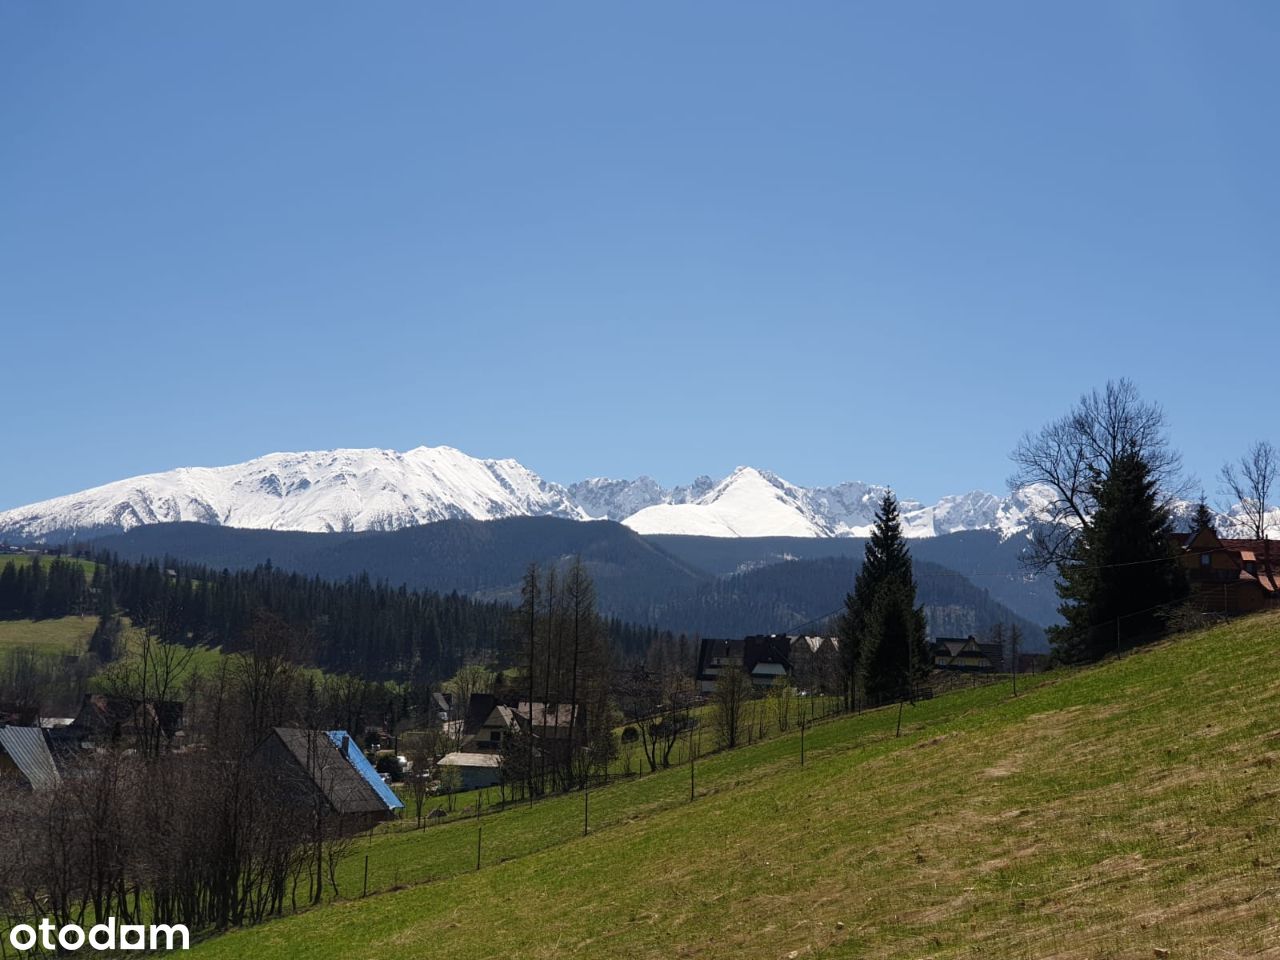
[623,467,835,539]
[0,446,587,542]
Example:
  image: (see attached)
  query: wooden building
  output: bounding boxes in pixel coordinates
[932,636,1005,673]
[1174,527,1280,614]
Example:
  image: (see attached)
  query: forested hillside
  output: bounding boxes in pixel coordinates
[0,553,676,683]
[648,528,1058,627]
[89,519,1047,644]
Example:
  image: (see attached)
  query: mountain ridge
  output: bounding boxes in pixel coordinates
[0,444,1043,544]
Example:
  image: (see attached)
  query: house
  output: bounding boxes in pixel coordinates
[439,694,520,752]
[514,701,580,741]
[69,693,184,747]
[696,635,830,694]
[0,726,61,791]
[932,636,1005,673]
[1173,527,1280,614]
[788,635,842,693]
[430,691,453,725]
[513,701,583,768]
[254,727,403,831]
[0,701,39,727]
[436,751,503,790]
[464,694,519,752]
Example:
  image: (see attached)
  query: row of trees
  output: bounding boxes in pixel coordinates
[507,559,619,797]
[0,555,90,620]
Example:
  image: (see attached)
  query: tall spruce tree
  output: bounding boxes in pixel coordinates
[1191,495,1216,535]
[1049,449,1187,663]
[863,579,929,703]
[839,492,930,706]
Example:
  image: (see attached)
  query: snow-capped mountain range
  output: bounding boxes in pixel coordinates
[578,468,1048,540]
[0,447,584,542]
[0,443,1145,544]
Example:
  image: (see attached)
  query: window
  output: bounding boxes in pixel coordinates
[1200,554,1211,567]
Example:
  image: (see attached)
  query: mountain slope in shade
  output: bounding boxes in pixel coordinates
[0,446,587,541]
[87,519,1047,643]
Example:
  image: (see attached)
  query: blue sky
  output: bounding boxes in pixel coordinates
[2,1,1277,510]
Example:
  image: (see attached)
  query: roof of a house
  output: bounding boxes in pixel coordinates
[791,635,838,654]
[696,635,794,680]
[437,751,503,769]
[324,730,404,811]
[73,694,184,739]
[463,693,500,734]
[268,728,402,815]
[516,701,579,736]
[933,637,1005,668]
[0,726,61,790]
[485,704,516,729]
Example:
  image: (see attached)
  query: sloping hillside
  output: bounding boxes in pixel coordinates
[190,612,1280,959]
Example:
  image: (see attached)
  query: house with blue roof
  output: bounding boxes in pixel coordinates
[254,727,403,833]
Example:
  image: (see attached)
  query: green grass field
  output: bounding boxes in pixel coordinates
[0,553,99,576]
[0,615,96,656]
[188,611,1280,960]
[0,616,300,695]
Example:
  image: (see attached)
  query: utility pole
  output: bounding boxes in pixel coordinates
[583,787,589,836]
[1010,624,1020,698]
[800,719,806,766]
[689,731,696,802]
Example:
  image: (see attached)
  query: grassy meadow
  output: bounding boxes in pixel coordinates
[189,611,1280,960]
[0,615,96,656]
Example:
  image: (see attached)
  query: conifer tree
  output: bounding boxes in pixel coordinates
[863,579,929,704]
[1191,496,1216,535]
[1049,450,1187,663]
[839,492,929,706]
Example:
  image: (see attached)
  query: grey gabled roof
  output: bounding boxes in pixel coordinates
[0,726,61,791]
[269,728,396,816]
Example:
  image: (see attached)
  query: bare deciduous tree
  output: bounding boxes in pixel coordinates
[711,664,753,751]
[1009,378,1183,569]
[1221,441,1277,542]
[99,610,195,758]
